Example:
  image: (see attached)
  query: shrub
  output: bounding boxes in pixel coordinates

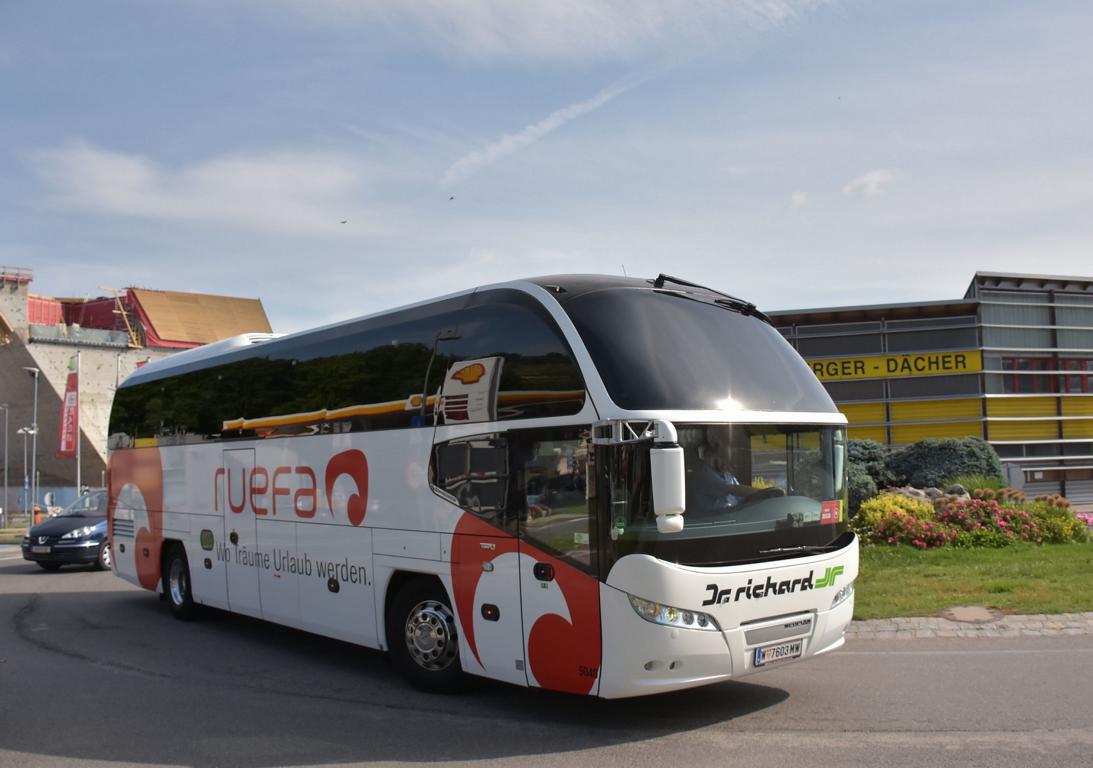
[1018,501,1090,544]
[848,439,886,466]
[885,437,1004,488]
[936,499,1042,545]
[970,487,1024,502]
[848,438,896,491]
[1034,494,1071,509]
[854,493,934,540]
[847,463,877,514]
[873,511,955,549]
[946,473,1005,492]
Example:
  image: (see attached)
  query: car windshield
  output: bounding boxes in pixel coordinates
[58,491,108,518]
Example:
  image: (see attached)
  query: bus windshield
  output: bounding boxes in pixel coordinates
[561,287,835,413]
[599,424,848,567]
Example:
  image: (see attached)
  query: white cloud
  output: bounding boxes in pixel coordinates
[442,80,634,186]
[31,141,366,237]
[842,169,898,199]
[282,0,829,61]
[790,190,809,207]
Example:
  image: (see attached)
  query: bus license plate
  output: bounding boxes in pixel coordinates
[31,546,51,554]
[754,639,803,667]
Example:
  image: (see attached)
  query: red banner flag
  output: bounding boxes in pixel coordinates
[57,370,79,458]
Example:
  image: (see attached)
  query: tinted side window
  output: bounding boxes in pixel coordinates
[435,292,586,425]
[108,290,586,447]
[431,427,595,574]
[431,433,515,533]
[517,429,594,573]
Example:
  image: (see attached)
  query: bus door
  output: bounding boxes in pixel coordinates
[516,430,602,696]
[221,448,262,618]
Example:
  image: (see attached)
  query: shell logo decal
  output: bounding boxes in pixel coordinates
[450,363,486,385]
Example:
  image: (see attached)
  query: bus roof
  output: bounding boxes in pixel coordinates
[120,274,767,389]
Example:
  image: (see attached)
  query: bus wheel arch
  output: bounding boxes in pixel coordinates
[383,572,464,693]
[161,540,198,621]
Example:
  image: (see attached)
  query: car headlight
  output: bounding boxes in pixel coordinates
[627,594,721,631]
[61,525,99,540]
[830,580,855,609]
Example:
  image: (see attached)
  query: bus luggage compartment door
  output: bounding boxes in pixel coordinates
[221,449,262,618]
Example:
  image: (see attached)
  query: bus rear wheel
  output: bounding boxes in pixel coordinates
[387,579,464,693]
[163,545,197,621]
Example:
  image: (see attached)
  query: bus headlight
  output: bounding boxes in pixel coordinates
[830,580,855,610]
[627,594,721,631]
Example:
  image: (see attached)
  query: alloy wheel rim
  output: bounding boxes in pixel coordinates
[101,544,112,570]
[404,599,459,671]
[169,558,187,606]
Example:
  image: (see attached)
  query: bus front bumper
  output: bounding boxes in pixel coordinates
[597,538,858,698]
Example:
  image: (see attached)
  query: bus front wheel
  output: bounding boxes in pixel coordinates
[163,545,197,621]
[386,578,464,693]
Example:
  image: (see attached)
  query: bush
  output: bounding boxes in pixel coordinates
[946,473,1005,492]
[847,463,877,514]
[854,493,934,540]
[936,499,1042,545]
[848,439,886,466]
[1019,501,1089,544]
[848,438,897,491]
[885,437,1004,488]
[971,487,1026,503]
[874,512,955,549]
[1034,494,1071,509]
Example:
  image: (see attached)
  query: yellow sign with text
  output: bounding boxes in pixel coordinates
[809,350,982,381]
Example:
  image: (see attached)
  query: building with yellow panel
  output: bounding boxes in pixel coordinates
[771,272,1093,506]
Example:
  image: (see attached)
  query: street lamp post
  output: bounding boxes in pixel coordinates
[24,367,39,513]
[17,426,34,522]
[0,403,8,527]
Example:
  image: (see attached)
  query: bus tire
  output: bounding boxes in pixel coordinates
[386,578,464,693]
[163,544,198,621]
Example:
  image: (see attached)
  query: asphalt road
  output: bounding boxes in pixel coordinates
[1,547,1091,768]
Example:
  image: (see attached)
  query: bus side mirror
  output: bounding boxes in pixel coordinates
[650,444,685,534]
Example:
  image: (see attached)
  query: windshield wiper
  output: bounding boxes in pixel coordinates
[758,544,842,555]
[651,273,773,325]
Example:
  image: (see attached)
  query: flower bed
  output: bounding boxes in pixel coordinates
[854,492,1087,549]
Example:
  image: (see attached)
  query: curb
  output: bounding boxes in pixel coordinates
[849,611,1093,640]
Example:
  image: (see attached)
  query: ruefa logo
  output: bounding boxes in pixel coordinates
[214,449,369,526]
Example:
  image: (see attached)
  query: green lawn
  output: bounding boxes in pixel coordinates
[854,542,1093,619]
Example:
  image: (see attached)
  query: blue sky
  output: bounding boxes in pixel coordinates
[2,1,1092,332]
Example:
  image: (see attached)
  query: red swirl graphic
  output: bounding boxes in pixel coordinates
[108,447,164,591]
[325,449,369,526]
[449,513,601,694]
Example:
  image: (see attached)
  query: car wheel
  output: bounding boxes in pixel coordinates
[386,579,464,693]
[37,562,62,572]
[94,542,112,571]
[163,545,197,620]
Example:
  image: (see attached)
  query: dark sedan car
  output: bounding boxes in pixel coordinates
[21,490,111,571]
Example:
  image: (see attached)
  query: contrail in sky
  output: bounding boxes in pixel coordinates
[441,79,637,187]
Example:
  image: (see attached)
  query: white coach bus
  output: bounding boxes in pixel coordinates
[107,274,857,698]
